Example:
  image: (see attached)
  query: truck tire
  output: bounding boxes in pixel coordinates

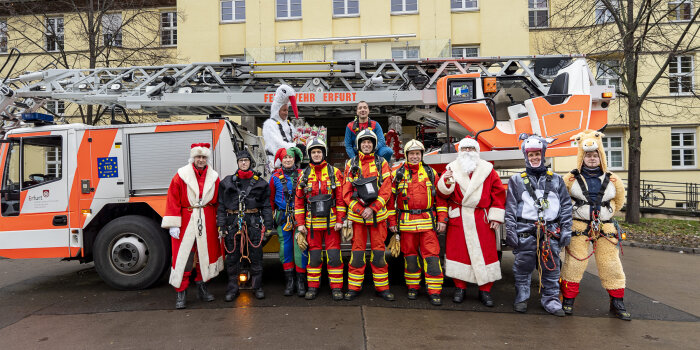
[93,215,170,290]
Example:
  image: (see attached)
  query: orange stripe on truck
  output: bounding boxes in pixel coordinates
[0,247,80,259]
[7,131,52,138]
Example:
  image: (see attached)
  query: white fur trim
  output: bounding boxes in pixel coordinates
[189,146,212,161]
[458,137,480,152]
[487,207,505,223]
[448,207,460,218]
[445,259,502,286]
[161,216,181,229]
[437,172,456,195]
[263,117,297,170]
[449,158,493,203]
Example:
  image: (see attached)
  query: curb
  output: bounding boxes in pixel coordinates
[622,240,698,254]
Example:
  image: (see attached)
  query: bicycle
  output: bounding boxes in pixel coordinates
[641,186,665,207]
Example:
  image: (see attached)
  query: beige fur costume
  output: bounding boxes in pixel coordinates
[560,130,626,292]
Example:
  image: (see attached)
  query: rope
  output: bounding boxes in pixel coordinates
[223,216,265,263]
[535,221,560,294]
[565,212,623,261]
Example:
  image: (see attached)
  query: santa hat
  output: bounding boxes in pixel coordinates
[458,137,480,152]
[189,143,211,163]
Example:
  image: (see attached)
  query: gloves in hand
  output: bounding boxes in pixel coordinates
[387,233,401,258]
[169,227,180,239]
[341,220,353,242]
[296,231,308,251]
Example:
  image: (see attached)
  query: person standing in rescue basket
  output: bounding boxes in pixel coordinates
[270,146,308,297]
[437,137,506,307]
[218,150,274,301]
[560,130,630,320]
[344,101,394,163]
[387,139,448,306]
[342,129,396,301]
[263,84,306,172]
[162,143,223,310]
[294,138,347,301]
[504,134,572,317]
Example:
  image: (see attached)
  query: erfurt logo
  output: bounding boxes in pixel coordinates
[43,190,50,198]
[27,195,43,201]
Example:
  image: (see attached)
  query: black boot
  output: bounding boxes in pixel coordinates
[283,269,294,296]
[562,297,575,315]
[175,290,187,309]
[478,290,494,307]
[513,301,527,313]
[452,288,465,303]
[429,293,442,306]
[610,297,632,321]
[376,290,396,301]
[331,288,344,301]
[225,254,239,302]
[196,281,215,302]
[251,273,265,299]
[305,287,318,300]
[296,272,307,297]
[407,288,419,300]
[344,289,361,301]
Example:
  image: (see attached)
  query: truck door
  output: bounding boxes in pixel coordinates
[0,131,72,258]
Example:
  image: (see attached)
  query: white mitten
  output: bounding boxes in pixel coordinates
[169,227,180,239]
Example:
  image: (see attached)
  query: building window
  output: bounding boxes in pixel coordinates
[161,12,177,47]
[594,0,618,24]
[333,0,359,16]
[222,55,246,62]
[277,0,302,20]
[45,17,64,52]
[451,0,478,11]
[528,0,548,28]
[669,56,694,94]
[102,13,122,47]
[671,128,696,168]
[45,101,65,116]
[668,0,692,21]
[596,60,620,88]
[0,20,7,53]
[391,0,418,14]
[392,47,419,59]
[334,49,361,60]
[276,51,302,62]
[45,147,62,178]
[602,134,624,170]
[452,46,479,58]
[221,0,245,22]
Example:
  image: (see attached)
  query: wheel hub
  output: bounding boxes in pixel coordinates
[111,235,148,273]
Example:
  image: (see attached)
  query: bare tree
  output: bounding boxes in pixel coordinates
[533,0,700,223]
[0,0,177,125]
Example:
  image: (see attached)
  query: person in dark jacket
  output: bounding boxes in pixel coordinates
[218,150,274,301]
[504,134,572,317]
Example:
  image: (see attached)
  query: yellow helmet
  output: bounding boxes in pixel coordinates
[403,139,425,155]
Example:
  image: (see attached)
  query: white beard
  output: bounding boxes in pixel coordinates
[458,151,479,174]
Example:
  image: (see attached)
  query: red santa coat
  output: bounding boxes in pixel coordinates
[161,164,223,288]
[437,158,506,286]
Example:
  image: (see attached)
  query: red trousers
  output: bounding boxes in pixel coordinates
[561,281,625,299]
[401,230,443,295]
[348,221,389,292]
[453,279,493,292]
[306,228,344,289]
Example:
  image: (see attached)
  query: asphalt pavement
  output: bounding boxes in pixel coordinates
[0,246,697,349]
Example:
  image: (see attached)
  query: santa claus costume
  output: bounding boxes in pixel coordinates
[161,143,223,309]
[436,137,506,307]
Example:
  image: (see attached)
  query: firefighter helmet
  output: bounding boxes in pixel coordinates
[403,139,425,155]
[306,137,327,159]
[355,129,377,152]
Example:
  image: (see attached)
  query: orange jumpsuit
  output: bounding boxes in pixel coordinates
[388,162,447,295]
[342,153,393,292]
[294,161,346,289]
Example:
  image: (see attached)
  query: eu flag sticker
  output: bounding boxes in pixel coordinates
[97,157,119,178]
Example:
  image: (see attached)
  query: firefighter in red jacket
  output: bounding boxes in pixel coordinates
[294,138,346,301]
[342,129,395,301]
[388,140,448,306]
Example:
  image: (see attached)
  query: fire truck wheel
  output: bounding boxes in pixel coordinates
[94,215,170,290]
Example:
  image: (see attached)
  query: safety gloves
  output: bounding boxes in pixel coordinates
[296,231,308,251]
[169,227,180,239]
[387,233,401,257]
[341,220,353,242]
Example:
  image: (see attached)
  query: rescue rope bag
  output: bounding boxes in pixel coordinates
[299,163,338,237]
[350,155,383,204]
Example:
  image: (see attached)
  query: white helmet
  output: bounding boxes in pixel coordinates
[306,137,327,159]
[355,129,377,152]
[403,139,425,155]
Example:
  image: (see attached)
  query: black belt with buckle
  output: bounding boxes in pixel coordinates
[399,208,432,215]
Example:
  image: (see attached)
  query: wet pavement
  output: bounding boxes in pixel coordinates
[0,246,698,349]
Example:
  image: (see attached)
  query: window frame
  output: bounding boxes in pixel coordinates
[45,17,64,52]
[102,12,123,48]
[451,0,479,12]
[221,55,246,62]
[44,100,65,116]
[276,0,302,21]
[596,60,620,89]
[333,0,360,18]
[668,0,692,22]
[528,0,548,28]
[0,19,7,54]
[594,0,618,25]
[601,133,624,170]
[161,11,177,47]
[276,50,303,62]
[451,45,480,58]
[45,147,62,178]
[391,46,420,60]
[671,128,697,169]
[669,55,695,95]
[221,0,246,23]
[391,0,419,15]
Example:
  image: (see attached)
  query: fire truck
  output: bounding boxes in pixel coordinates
[0,54,614,289]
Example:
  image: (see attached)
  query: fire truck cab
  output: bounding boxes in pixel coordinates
[0,118,264,289]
